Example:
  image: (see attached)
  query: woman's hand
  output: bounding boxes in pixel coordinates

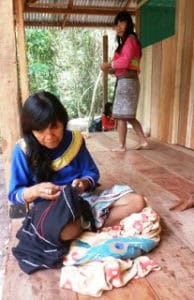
[72,178,90,194]
[23,182,62,203]
[100,62,114,74]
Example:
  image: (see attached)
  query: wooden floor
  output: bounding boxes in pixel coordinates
[2,131,194,300]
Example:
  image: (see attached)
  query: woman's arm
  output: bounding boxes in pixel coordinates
[72,139,100,194]
[111,37,138,70]
[8,143,61,204]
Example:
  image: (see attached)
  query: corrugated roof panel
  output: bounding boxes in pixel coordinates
[68,14,114,26]
[74,0,128,8]
[23,0,137,28]
[32,0,69,6]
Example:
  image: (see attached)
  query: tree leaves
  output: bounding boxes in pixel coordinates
[25,28,115,121]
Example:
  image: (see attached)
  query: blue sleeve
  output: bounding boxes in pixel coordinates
[8,143,34,205]
[76,139,100,189]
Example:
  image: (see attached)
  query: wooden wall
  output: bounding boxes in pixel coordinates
[137,0,194,149]
[0,0,21,187]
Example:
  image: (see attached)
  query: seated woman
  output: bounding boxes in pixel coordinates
[8,90,146,273]
[101,102,115,131]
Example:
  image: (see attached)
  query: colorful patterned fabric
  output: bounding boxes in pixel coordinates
[60,206,161,297]
[83,184,134,228]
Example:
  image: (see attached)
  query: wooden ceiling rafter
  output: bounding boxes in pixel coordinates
[62,0,73,28]
[22,0,138,28]
[24,6,136,16]
[26,0,38,3]
[24,21,115,28]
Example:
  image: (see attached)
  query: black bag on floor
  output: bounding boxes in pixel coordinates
[12,184,96,274]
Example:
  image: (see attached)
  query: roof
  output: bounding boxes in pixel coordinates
[21,0,141,29]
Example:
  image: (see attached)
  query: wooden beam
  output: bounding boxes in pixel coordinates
[102,35,108,109]
[170,0,185,144]
[177,0,194,147]
[15,0,29,104]
[0,0,21,187]
[62,0,73,28]
[24,21,114,28]
[25,0,38,3]
[186,57,194,147]
[24,6,136,16]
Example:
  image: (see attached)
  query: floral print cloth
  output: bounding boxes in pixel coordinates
[60,206,161,297]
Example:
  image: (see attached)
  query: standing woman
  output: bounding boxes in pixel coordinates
[100,11,148,151]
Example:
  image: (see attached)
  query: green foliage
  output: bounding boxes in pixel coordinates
[26,29,58,94]
[25,28,115,119]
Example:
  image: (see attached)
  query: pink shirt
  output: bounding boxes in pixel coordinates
[111,36,141,77]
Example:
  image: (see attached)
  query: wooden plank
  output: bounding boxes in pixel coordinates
[0,0,21,186]
[137,141,194,182]
[147,225,194,300]
[2,219,78,300]
[87,132,194,182]
[86,130,143,151]
[149,42,161,139]
[101,162,194,252]
[170,0,186,144]
[102,35,108,108]
[178,0,194,146]
[86,133,194,251]
[136,0,194,149]
[159,36,176,142]
[87,133,194,300]
[86,133,194,299]
[3,132,194,299]
[138,46,152,135]
[2,219,158,300]
[79,279,158,300]
[187,50,194,147]
[14,0,29,103]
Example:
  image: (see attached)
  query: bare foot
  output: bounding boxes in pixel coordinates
[111,146,126,152]
[131,142,150,150]
[170,193,194,211]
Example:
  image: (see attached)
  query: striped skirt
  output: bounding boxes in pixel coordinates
[112,77,140,119]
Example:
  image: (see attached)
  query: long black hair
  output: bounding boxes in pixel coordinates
[21,90,69,182]
[114,11,142,55]
[103,102,113,117]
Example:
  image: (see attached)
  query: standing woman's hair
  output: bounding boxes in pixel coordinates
[21,90,69,182]
[114,11,142,55]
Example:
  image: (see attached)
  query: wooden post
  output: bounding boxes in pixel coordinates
[15,0,29,104]
[175,0,194,147]
[102,34,108,110]
[0,0,21,189]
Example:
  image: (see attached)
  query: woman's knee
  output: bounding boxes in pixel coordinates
[134,194,146,211]
[127,117,137,125]
[60,219,83,241]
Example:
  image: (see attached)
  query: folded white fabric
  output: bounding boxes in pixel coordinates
[60,206,161,297]
[60,256,160,297]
